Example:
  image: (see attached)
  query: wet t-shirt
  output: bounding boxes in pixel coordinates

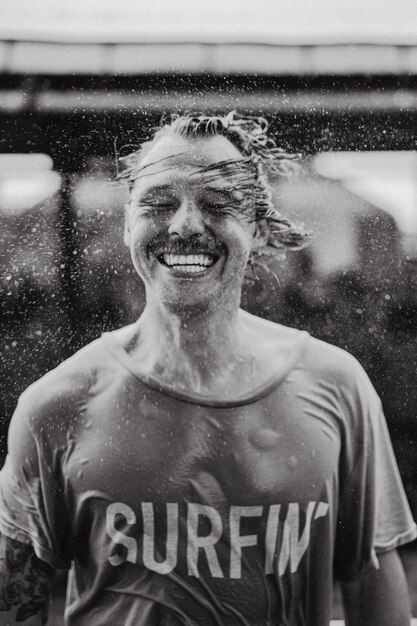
[0,325,415,626]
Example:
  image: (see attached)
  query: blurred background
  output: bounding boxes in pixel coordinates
[1,0,417,622]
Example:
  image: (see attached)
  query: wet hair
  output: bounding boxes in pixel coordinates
[118,111,310,262]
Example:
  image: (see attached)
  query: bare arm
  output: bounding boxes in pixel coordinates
[341,549,411,626]
[0,533,55,625]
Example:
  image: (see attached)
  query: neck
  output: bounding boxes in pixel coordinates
[129,293,249,392]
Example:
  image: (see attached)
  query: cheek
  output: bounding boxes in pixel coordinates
[220,208,256,254]
[129,216,163,253]
[126,224,155,279]
[225,226,255,264]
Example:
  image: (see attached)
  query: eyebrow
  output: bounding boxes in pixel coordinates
[203,186,234,194]
[138,183,236,195]
[137,184,176,198]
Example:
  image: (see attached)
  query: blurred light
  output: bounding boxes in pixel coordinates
[72,177,127,214]
[0,153,53,173]
[345,178,417,234]
[313,151,417,235]
[314,151,417,179]
[34,88,417,114]
[0,154,59,214]
[0,173,61,214]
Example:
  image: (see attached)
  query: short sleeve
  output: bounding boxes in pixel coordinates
[372,406,417,553]
[333,360,417,582]
[0,391,71,570]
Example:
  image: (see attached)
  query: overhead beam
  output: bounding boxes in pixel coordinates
[2,87,417,115]
[1,42,417,75]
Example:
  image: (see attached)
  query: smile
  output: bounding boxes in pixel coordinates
[158,253,217,274]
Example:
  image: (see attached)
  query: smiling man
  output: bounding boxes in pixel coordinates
[0,112,416,626]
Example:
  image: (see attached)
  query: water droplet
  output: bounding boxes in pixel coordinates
[85,420,92,428]
[287,454,298,470]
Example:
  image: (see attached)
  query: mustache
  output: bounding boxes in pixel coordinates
[148,236,224,256]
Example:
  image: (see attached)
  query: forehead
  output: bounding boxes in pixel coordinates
[132,134,245,193]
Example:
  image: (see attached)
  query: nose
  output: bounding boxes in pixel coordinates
[168,200,205,239]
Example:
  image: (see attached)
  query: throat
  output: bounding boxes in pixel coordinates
[125,306,266,397]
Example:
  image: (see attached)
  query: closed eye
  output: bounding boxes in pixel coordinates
[143,201,177,209]
[200,186,246,210]
[135,185,179,211]
[137,196,180,213]
[201,202,237,217]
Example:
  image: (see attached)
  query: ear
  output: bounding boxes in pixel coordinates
[123,203,131,247]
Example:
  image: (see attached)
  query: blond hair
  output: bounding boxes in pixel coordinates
[118,111,310,262]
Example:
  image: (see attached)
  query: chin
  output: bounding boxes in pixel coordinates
[157,280,240,317]
[160,290,216,315]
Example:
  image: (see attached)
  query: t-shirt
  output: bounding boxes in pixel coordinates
[0,324,415,626]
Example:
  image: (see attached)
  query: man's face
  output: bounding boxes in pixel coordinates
[124,133,256,311]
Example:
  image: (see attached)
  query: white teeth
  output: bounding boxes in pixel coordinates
[171,265,205,273]
[161,253,215,269]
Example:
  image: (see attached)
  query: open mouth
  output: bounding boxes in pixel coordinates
[158,253,218,274]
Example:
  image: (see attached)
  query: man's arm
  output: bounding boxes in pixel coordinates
[341,549,411,626]
[0,533,55,625]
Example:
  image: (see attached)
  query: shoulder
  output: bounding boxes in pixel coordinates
[246,310,379,408]
[9,333,122,444]
[240,310,304,342]
[304,335,373,384]
[301,334,382,418]
[241,310,371,388]
[303,334,363,379]
[19,336,106,409]
[239,310,309,360]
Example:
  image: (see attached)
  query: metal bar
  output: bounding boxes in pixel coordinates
[57,173,83,356]
[31,88,417,114]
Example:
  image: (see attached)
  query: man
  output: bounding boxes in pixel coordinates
[0,111,416,625]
